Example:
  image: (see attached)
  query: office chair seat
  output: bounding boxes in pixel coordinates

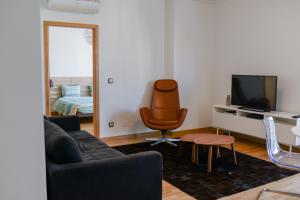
[148,119,178,126]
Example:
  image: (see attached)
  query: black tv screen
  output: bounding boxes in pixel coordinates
[231,75,277,111]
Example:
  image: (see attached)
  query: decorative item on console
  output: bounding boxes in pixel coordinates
[226,95,231,106]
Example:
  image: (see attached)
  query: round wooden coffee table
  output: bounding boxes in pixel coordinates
[180,134,204,163]
[194,134,237,173]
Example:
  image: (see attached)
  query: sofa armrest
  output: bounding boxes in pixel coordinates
[47,151,163,200]
[49,116,81,132]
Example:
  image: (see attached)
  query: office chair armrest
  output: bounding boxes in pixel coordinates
[140,107,152,121]
[178,108,188,125]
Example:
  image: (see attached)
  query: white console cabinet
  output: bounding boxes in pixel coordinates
[212,105,299,147]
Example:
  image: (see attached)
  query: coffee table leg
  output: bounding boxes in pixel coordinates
[192,143,195,163]
[217,146,221,158]
[179,142,183,157]
[231,143,237,165]
[208,146,213,173]
[196,145,199,164]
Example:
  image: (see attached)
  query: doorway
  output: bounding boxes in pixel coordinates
[44,21,99,137]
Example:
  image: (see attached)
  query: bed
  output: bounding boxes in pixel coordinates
[52,96,93,116]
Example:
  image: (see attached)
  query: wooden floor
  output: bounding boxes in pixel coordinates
[102,129,270,200]
[81,122,94,134]
[219,173,300,200]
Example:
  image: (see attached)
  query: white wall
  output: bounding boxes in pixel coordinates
[49,27,93,77]
[214,0,300,114]
[0,0,47,200]
[173,0,216,129]
[164,0,175,78]
[41,0,218,137]
[41,0,165,137]
[41,0,300,137]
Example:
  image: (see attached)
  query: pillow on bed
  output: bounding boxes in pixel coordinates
[61,85,80,97]
[88,85,93,96]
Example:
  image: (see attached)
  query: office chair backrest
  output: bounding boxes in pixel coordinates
[151,79,180,120]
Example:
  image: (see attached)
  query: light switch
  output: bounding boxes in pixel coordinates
[108,78,113,84]
[109,122,114,128]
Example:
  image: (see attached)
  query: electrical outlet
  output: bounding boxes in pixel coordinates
[108,122,114,128]
[108,78,113,84]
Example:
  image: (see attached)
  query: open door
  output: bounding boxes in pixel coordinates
[44,21,100,138]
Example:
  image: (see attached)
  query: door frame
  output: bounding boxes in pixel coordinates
[43,21,100,138]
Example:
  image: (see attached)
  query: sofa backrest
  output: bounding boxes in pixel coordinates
[44,119,82,164]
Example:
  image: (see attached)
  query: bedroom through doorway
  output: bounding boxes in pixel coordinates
[44,21,99,137]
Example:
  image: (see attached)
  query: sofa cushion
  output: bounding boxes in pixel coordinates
[44,120,82,164]
[77,140,109,152]
[68,130,109,151]
[81,148,124,161]
[68,130,99,141]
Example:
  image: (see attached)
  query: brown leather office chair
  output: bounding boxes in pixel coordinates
[140,79,188,146]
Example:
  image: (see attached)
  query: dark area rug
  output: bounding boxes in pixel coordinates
[114,142,297,200]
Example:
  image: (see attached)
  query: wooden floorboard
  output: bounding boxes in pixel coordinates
[102,129,270,200]
[81,122,94,135]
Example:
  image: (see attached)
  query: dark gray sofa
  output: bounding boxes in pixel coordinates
[44,116,163,200]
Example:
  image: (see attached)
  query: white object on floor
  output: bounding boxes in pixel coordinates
[259,117,300,199]
[291,118,300,137]
[291,118,300,148]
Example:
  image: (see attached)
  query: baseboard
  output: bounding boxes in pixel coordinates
[217,129,266,144]
[102,127,215,140]
[170,127,216,137]
[175,127,216,134]
[102,127,300,153]
[217,128,300,153]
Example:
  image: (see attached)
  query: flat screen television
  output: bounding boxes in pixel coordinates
[231,75,277,112]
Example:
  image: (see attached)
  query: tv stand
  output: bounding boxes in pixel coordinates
[238,106,267,112]
[246,113,264,120]
[212,105,300,148]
